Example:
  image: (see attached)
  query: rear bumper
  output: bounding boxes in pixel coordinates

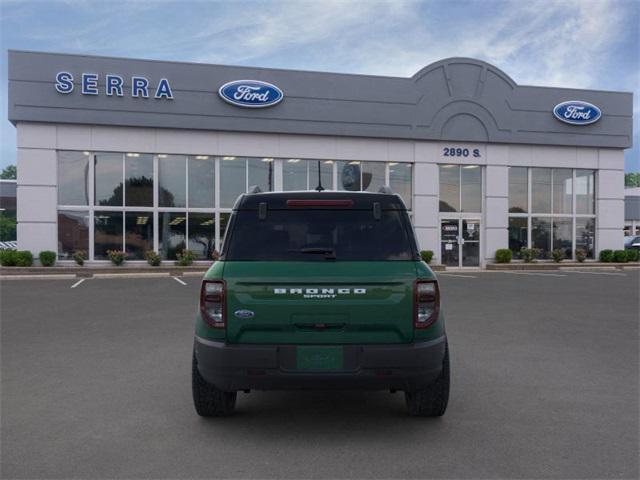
[194,335,447,392]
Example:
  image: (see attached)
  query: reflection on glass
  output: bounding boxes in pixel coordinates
[508,217,527,258]
[94,211,123,259]
[439,165,459,212]
[159,212,186,260]
[440,219,459,266]
[189,156,215,208]
[361,162,386,192]
[283,160,307,191]
[158,155,186,207]
[576,218,595,258]
[575,170,595,214]
[309,160,333,191]
[95,153,123,206]
[508,167,528,213]
[220,157,246,208]
[389,163,412,209]
[125,154,153,206]
[188,213,215,259]
[220,212,231,250]
[552,217,572,258]
[531,217,551,258]
[552,169,572,214]
[248,158,273,193]
[461,165,481,212]
[125,212,153,260]
[58,151,90,205]
[531,168,552,213]
[58,210,89,259]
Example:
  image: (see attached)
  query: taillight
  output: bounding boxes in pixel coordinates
[414,280,440,329]
[200,280,225,329]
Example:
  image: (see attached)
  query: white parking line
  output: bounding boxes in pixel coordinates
[568,270,626,276]
[500,271,567,277]
[172,276,187,286]
[70,278,86,288]
[438,273,477,278]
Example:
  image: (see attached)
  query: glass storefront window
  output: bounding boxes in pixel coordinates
[338,161,361,191]
[283,159,308,191]
[439,165,459,212]
[125,212,153,260]
[361,161,386,192]
[576,170,595,214]
[531,217,551,259]
[552,169,572,214]
[531,168,552,213]
[461,165,481,212]
[188,213,215,259]
[158,212,186,260]
[95,153,123,206]
[248,158,274,193]
[220,212,231,249]
[94,211,123,259]
[508,167,528,213]
[188,156,215,208]
[58,151,90,205]
[508,217,527,258]
[158,155,186,208]
[389,163,412,209]
[124,153,153,207]
[552,217,573,258]
[310,160,333,191]
[220,157,246,208]
[576,218,595,258]
[58,210,89,259]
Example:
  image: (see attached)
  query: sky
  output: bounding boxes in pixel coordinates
[0,0,638,172]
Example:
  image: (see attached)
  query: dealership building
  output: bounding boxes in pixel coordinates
[7,50,633,267]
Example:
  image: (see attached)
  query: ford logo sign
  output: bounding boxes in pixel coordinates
[218,80,283,108]
[234,309,255,319]
[553,100,601,125]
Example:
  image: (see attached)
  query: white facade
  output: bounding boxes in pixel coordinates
[16,122,626,266]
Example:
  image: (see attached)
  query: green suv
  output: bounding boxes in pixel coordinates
[192,189,449,417]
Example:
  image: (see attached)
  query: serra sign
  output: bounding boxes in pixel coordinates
[55,72,174,99]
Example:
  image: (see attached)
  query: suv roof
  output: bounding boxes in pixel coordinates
[234,190,408,210]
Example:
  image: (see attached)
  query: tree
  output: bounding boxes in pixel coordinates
[1,165,16,179]
[625,173,640,188]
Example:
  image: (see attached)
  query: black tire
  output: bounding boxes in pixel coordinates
[192,352,237,417]
[405,342,450,417]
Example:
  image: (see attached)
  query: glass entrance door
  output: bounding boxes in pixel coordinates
[440,218,481,267]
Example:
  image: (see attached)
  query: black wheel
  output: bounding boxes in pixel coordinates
[405,342,450,417]
[192,352,237,417]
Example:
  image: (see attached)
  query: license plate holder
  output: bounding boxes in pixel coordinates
[296,346,343,371]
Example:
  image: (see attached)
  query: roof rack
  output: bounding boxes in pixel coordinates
[378,185,394,195]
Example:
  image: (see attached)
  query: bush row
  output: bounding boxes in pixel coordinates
[494,248,640,263]
[599,249,639,263]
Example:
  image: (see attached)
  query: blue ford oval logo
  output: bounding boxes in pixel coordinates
[218,80,284,108]
[553,100,601,125]
[234,309,255,319]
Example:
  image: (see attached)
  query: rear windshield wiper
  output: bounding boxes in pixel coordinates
[291,247,337,259]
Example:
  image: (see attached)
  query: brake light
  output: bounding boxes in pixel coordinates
[286,199,354,207]
[200,280,225,329]
[414,280,440,329]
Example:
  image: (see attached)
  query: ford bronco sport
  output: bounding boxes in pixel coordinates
[192,189,449,417]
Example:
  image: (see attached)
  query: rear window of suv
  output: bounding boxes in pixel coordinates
[224,209,416,261]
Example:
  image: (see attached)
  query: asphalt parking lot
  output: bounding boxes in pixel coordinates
[1,270,638,479]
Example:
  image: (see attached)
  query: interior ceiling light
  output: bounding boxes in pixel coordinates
[82,151,91,156]
[262,158,274,162]
[324,160,334,164]
[222,156,236,161]
[463,165,479,169]
[287,159,300,163]
[349,161,360,165]
[126,153,140,157]
[195,155,209,160]
[158,154,168,158]
[388,162,398,166]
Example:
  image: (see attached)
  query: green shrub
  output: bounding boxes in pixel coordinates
[520,248,533,263]
[175,249,195,266]
[73,250,87,266]
[107,250,127,266]
[551,249,565,263]
[495,249,512,263]
[0,249,18,266]
[144,250,161,266]
[613,250,628,263]
[15,250,34,267]
[420,250,434,264]
[626,249,639,262]
[39,250,56,267]
[599,249,614,262]
[575,249,587,263]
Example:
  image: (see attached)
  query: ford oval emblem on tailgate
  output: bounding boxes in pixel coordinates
[234,309,255,319]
